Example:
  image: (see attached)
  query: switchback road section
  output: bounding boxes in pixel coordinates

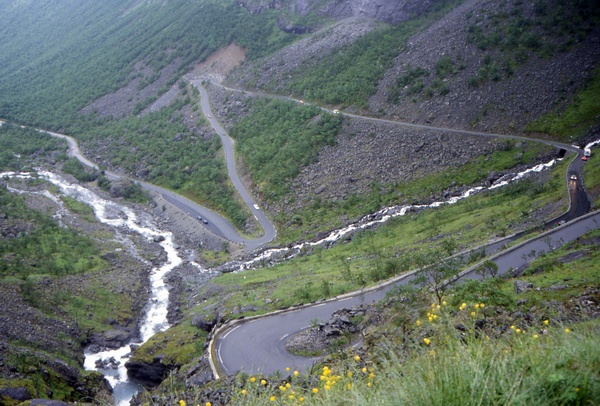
[213,210,600,376]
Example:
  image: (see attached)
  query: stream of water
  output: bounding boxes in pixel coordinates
[2,170,185,405]
[2,139,596,404]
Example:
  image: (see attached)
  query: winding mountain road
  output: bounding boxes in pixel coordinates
[2,82,595,380]
[213,210,600,377]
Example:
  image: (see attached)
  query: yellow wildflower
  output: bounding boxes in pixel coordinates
[480,303,485,308]
[429,350,436,356]
[285,382,291,389]
[516,328,521,334]
[205,403,211,406]
[299,397,305,402]
[179,401,186,406]
[354,355,361,361]
[261,379,267,386]
[286,367,291,372]
[293,370,299,377]
[347,383,353,390]
[312,388,319,394]
[241,389,247,396]
[362,367,367,373]
[544,319,549,325]
[510,325,515,330]
[250,377,256,383]
[325,385,331,390]
[416,320,421,326]
[533,334,539,339]
[423,338,431,345]
[474,304,480,309]
[367,382,372,388]
[270,396,276,402]
[565,328,571,333]
[442,301,447,306]
[347,371,353,378]
[470,311,476,317]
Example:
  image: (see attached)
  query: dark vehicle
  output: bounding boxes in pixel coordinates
[202,219,208,224]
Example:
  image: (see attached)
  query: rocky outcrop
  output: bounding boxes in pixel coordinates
[126,355,170,388]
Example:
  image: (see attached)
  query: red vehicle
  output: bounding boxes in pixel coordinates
[582,155,588,161]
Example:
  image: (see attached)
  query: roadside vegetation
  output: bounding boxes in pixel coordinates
[527,66,600,142]
[231,99,342,200]
[194,154,569,319]
[273,140,556,243]
[77,99,249,227]
[144,228,600,405]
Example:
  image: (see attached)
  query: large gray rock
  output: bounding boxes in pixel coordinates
[126,355,169,388]
[0,387,31,402]
[514,280,534,294]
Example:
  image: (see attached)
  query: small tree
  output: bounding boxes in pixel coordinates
[476,259,499,280]
[414,249,460,305]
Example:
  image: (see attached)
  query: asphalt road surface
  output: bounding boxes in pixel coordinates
[214,210,600,376]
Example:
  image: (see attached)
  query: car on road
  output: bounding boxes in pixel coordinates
[582,155,588,161]
[197,215,202,221]
[332,109,339,114]
[570,174,577,180]
[253,204,260,210]
[557,220,566,226]
[207,114,212,118]
[202,219,208,224]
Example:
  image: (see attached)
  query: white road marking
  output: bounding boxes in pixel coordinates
[222,325,241,339]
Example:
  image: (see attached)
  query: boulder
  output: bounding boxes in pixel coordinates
[514,280,534,294]
[126,355,169,388]
[0,387,31,402]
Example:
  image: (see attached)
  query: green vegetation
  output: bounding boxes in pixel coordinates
[275,141,555,243]
[78,100,248,227]
[61,196,96,223]
[0,0,297,129]
[149,229,600,405]
[129,321,208,367]
[195,155,569,318]
[61,158,99,183]
[0,124,66,170]
[285,0,461,108]
[527,66,600,142]
[232,99,342,200]
[0,188,106,279]
[465,0,600,86]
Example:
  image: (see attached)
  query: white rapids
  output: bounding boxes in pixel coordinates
[1,170,185,405]
[237,158,560,270]
[0,143,590,403]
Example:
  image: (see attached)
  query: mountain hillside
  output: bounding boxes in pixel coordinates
[0,0,599,404]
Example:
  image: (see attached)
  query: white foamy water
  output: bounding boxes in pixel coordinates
[235,157,561,271]
[1,170,186,405]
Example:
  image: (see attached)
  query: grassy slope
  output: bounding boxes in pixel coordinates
[0,126,147,402]
[144,228,600,405]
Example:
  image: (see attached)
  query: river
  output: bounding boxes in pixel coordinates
[1,170,190,405]
[0,139,594,404]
